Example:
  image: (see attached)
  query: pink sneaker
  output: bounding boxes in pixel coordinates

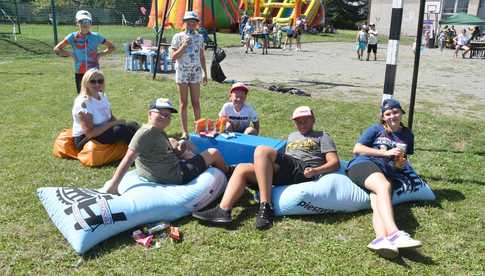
[367,237,399,259]
[387,231,422,249]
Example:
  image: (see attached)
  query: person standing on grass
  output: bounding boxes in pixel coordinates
[356,25,368,60]
[193,106,340,230]
[345,99,422,259]
[366,23,378,61]
[54,10,115,94]
[170,11,207,140]
[72,68,139,150]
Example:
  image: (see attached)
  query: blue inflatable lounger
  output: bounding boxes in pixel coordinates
[190,132,287,165]
[37,168,227,254]
[268,161,436,216]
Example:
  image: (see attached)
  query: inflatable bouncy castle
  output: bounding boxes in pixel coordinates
[148,0,240,31]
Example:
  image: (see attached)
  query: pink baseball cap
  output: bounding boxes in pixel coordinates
[229,82,249,94]
[291,106,314,120]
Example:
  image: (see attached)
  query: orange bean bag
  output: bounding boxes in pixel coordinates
[77,140,128,167]
[52,129,128,167]
[52,129,80,159]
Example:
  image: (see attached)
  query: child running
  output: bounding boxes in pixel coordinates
[219,83,259,135]
[54,10,115,94]
[193,106,340,230]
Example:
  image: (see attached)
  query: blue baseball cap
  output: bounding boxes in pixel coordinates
[381,98,405,114]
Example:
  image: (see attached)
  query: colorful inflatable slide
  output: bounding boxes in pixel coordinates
[148,0,324,31]
[262,0,324,27]
[148,0,239,31]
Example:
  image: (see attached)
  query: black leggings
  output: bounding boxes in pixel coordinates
[75,73,84,94]
[346,161,382,190]
[73,121,139,150]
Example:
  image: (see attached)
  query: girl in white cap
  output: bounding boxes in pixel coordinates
[54,10,115,94]
[170,11,208,139]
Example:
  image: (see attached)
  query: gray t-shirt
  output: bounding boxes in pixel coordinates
[128,124,183,184]
[285,130,337,168]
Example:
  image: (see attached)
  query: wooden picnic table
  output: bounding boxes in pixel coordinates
[469,41,485,58]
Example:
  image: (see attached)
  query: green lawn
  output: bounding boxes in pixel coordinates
[0,24,413,58]
[0,25,483,274]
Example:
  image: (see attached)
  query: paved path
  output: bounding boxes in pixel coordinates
[216,42,485,120]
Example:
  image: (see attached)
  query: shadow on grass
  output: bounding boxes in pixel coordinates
[416,147,485,156]
[288,79,360,88]
[0,36,52,55]
[0,71,46,75]
[391,249,437,267]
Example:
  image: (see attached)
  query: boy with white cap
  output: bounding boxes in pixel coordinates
[193,106,340,230]
[171,11,208,139]
[54,10,115,94]
[102,98,232,195]
[219,82,259,135]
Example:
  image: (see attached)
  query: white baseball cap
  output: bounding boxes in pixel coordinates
[75,10,92,23]
[149,98,178,113]
[183,11,200,22]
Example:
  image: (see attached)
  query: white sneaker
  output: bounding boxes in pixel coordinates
[367,237,399,259]
[387,231,422,249]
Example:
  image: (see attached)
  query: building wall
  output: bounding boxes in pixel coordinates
[368,0,422,36]
[369,0,484,37]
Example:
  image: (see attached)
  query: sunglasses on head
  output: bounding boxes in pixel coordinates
[89,79,104,85]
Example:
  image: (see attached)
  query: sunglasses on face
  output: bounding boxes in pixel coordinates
[89,79,104,85]
[78,19,92,25]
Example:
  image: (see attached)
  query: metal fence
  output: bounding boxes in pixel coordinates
[0,0,20,34]
[6,0,153,25]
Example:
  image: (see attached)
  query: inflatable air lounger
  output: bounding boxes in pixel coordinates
[37,168,227,254]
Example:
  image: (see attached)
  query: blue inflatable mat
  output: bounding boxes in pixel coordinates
[37,168,227,254]
[270,161,436,216]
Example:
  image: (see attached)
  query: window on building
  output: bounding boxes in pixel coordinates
[456,0,469,12]
[442,0,469,14]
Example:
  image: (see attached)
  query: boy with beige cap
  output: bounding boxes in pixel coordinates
[193,106,340,230]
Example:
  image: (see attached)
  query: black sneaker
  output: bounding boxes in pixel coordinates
[255,202,274,230]
[192,205,232,224]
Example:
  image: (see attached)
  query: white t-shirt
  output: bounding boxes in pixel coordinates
[218,102,258,132]
[457,34,469,46]
[72,92,112,137]
[368,29,378,44]
[170,31,204,70]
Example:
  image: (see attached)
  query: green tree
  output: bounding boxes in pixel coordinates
[324,0,368,29]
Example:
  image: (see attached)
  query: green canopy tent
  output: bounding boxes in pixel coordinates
[439,13,485,25]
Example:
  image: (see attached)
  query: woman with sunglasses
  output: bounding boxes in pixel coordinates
[71,68,139,150]
[54,10,114,94]
[346,99,422,259]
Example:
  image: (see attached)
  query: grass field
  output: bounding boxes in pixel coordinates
[0,25,484,274]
